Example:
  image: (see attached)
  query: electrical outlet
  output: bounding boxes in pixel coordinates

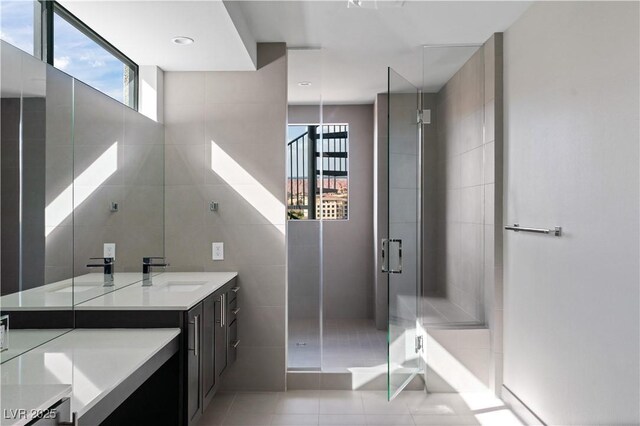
[104,243,116,259]
[212,242,224,260]
[0,315,8,352]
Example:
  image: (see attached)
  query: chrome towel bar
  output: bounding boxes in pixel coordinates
[505,223,562,237]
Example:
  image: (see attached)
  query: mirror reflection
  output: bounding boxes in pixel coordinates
[0,41,165,363]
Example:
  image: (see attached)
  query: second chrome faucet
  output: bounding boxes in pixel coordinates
[142,257,169,286]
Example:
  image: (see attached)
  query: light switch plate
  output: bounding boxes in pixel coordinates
[104,243,116,259]
[212,242,224,260]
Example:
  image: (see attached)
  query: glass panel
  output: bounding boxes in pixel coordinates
[0,42,74,363]
[0,0,35,56]
[421,45,486,328]
[53,9,134,106]
[287,48,323,370]
[387,67,420,399]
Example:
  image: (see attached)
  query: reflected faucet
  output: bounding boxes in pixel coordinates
[142,257,169,286]
[86,257,115,287]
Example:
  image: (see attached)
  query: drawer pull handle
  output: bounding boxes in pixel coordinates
[232,307,240,315]
[231,286,240,293]
[59,411,78,426]
[231,339,240,348]
[189,315,200,356]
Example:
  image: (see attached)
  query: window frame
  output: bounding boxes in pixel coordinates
[34,0,139,109]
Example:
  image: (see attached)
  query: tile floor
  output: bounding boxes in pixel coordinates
[289,302,485,371]
[198,390,523,426]
[288,319,387,371]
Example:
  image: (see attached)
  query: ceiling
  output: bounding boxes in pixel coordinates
[58,0,257,71]
[238,1,532,104]
[57,1,531,104]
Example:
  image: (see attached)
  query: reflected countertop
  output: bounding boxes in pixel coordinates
[75,272,238,311]
[0,329,71,364]
[0,328,180,422]
[0,273,146,310]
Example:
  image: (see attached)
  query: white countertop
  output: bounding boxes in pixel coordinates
[0,328,180,420]
[0,329,71,364]
[0,273,147,311]
[75,272,238,311]
[1,384,72,426]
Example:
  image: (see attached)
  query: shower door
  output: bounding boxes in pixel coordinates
[385,68,421,400]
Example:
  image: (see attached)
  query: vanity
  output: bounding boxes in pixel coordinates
[75,272,240,426]
[1,272,239,426]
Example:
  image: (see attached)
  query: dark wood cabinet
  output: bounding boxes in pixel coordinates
[214,292,228,379]
[186,303,202,425]
[202,293,217,408]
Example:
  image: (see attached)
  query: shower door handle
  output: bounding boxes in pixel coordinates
[381,238,388,272]
[381,238,402,274]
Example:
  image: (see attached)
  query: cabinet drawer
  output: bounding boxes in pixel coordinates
[227,296,239,324]
[228,319,239,365]
[229,285,240,302]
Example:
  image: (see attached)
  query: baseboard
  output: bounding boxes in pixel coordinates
[502,385,546,426]
[287,370,424,391]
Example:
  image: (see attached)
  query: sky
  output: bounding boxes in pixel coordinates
[1,0,127,103]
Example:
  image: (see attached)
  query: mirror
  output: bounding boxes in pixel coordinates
[71,80,164,305]
[0,40,165,363]
[1,42,74,363]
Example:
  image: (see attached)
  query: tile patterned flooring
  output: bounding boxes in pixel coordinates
[289,303,483,371]
[198,390,523,425]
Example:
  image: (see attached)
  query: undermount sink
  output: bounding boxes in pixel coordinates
[155,281,207,292]
[53,283,99,294]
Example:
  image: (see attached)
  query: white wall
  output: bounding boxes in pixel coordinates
[503,2,639,424]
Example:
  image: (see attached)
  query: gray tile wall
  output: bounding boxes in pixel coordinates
[72,79,165,279]
[423,34,503,395]
[164,43,288,391]
[433,46,487,322]
[44,67,74,285]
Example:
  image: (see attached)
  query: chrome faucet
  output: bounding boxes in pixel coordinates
[86,257,115,286]
[142,257,169,286]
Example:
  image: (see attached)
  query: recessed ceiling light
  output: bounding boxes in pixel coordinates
[298,81,312,87]
[172,36,194,45]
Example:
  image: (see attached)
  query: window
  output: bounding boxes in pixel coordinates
[0,1,138,108]
[0,1,35,55]
[287,124,349,220]
[53,5,136,106]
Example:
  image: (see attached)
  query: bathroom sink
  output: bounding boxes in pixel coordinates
[53,283,99,294]
[156,281,206,292]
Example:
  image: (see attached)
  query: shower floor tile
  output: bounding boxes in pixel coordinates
[288,319,387,371]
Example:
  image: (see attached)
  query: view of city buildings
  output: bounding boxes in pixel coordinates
[287,123,349,220]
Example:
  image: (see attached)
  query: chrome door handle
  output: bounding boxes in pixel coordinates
[389,238,402,274]
[189,314,200,357]
[381,238,389,272]
[220,294,226,328]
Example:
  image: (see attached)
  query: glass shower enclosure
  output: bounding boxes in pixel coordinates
[385,68,422,400]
